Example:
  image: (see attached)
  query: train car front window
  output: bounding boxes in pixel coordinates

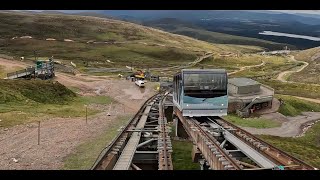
[183,73,227,98]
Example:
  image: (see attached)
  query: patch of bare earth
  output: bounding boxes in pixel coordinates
[0,71,156,169]
[55,72,156,111]
[0,58,28,71]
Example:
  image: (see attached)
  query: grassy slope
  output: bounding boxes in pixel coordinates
[276,95,320,116]
[224,114,281,128]
[289,47,320,84]
[0,79,75,104]
[154,53,295,78]
[194,54,296,78]
[0,12,263,70]
[0,65,5,78]
[258,79,320,99]
[259,121,320,168]
[63,115,131,170]
[230,55,297,78]
[0,80,112,128]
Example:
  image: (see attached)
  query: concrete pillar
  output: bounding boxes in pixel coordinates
[165,106,173,122]
[191,145,201,163]
[176,118,189,138]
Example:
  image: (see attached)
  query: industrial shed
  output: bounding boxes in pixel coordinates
[227,78,274,117]
[228,78,261,95]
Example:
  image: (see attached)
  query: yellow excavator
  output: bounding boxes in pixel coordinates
[134,70,145,80]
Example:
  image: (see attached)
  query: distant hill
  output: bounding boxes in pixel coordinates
[17,10,320,49]
[74,10,320,49]
[0,11,263,70]
[143,18,290,50]
[95,10,320,25]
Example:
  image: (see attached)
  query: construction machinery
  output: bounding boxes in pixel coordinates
[134,69,145,80]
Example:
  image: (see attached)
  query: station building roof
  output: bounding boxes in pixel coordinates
[228,78,260,87]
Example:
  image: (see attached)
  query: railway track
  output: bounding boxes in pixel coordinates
[91,93,173,170]
[216,117,316,170]
[90,92,315,170]
[174,107,316,170]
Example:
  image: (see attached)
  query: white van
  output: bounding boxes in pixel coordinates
[135,80,145,87]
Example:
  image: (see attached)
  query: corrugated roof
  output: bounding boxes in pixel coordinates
[228,78,260,87]
[182,69,226,73]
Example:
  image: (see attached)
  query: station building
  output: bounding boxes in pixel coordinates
[227,78,274,117]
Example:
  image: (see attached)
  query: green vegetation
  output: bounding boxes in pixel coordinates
[191,54,297,79]
[172,140,200,170]
[68,86,81,93]
[167,122,199,170]
[0,80,112,128]
[63,115,131,170]
[0,65,5,78]
[230,55,296,78]
[0,79,76,104]
[198,55,260,72]
[0,95,112,128]
[259,79,320,99]
[224,114,281,128]
[259,121,320,168]
[276,95,320,116]
[79,96,112,105]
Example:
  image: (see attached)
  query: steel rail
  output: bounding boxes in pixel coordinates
[158,93,173,170]
[190,118,242,170]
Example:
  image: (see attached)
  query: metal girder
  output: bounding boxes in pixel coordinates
[207,119,276,168]
[113,103,154,170]
[174,107,241,170]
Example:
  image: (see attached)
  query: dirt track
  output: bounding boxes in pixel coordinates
[243,112,320,137]
[227,61,265,75]
[291,96,320,104]
[276,55,309,82]
[55,72,156,111]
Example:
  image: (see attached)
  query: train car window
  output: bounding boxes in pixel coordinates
[183,73,227,98]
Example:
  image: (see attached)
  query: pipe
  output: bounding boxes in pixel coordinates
[131,163,142,170]
[238,161,259,169]
[137,138,156,148]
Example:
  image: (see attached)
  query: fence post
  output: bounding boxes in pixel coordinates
[38,121,40,145]
[85,105,88,124]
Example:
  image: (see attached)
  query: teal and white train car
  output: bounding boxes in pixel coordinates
[173,69,228,117]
